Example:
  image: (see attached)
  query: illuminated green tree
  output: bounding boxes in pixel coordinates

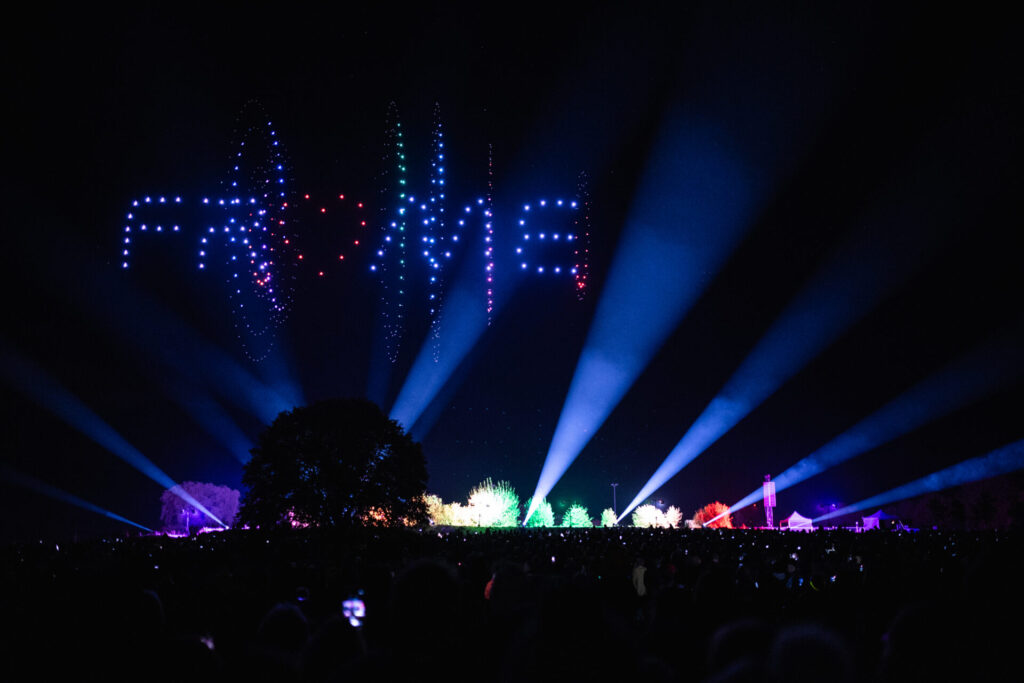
[600,507,617,527]
[562,503,593,528]
[525,497,555,527]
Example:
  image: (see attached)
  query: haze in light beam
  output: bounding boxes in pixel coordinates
[165,379,254,463]
[619,173,959,522]
[814,437,1024,523]
[0,345,226,527]
[724,328,1024,517]
[51,248,294,425]
[1,465,153,532]
[527,122,759,523]
[526,14,870,524]
[257,335,306,415]
[99,278,295,425]
[390,274,489,435]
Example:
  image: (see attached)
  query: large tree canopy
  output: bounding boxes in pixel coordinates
[239,399,428,528]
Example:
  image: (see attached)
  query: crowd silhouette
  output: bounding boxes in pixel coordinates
[1,526,1019,681]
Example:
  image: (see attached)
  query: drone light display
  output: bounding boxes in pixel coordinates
[370,102,590,365]
[122,101,592,365]
[372,101,409,364]
[512,176,590,297]
[121,102,298,362]
[121,102,369,363]
[290,192,369,279]
[211,102,294,362]
[386,138,591,434]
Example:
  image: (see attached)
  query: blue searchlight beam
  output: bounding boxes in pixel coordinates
[1,465,153,532]
[723,329,1024,517]
[814,437,1024,523]
[390,273,490,435]
[57,257,295,425]
[619,178,955,522]
[528,122,758,523]
[526,18,865,524]
[165,379,255,463]
[0,346,226,527]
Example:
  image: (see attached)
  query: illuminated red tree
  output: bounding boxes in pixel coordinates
[692,501,733,529]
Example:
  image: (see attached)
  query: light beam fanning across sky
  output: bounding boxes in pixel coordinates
[814,437,1024,524]
[0,345,226,527]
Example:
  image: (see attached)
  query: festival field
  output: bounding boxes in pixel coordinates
[3,526,1020,681]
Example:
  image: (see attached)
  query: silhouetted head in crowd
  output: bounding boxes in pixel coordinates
[126,588,165,640]
[707,618,771,676]
[389,559,462,658]
[530,582,638,682]
[301,615,365,682]
[257,602,310,653]
[879,602,963,683]
[769,623,852,683]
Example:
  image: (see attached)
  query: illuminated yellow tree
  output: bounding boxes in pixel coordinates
[466,478,520,527]
[631,504,661,528]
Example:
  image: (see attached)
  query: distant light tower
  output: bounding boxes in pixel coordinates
[611,483,619,517]
[763,475,776,529]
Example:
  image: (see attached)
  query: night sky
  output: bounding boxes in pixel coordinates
[3,5,1021,542]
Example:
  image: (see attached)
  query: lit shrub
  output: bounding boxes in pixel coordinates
[466,478,520,527]
[562,503,593,528]
[525,497,555,527]
[631,504,661,528]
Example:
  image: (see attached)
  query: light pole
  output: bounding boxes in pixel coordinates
[611,483,619,517]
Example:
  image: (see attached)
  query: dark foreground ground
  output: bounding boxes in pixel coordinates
[1,526,1020,682]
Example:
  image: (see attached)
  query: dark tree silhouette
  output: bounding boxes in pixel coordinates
[240,398,428,528]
